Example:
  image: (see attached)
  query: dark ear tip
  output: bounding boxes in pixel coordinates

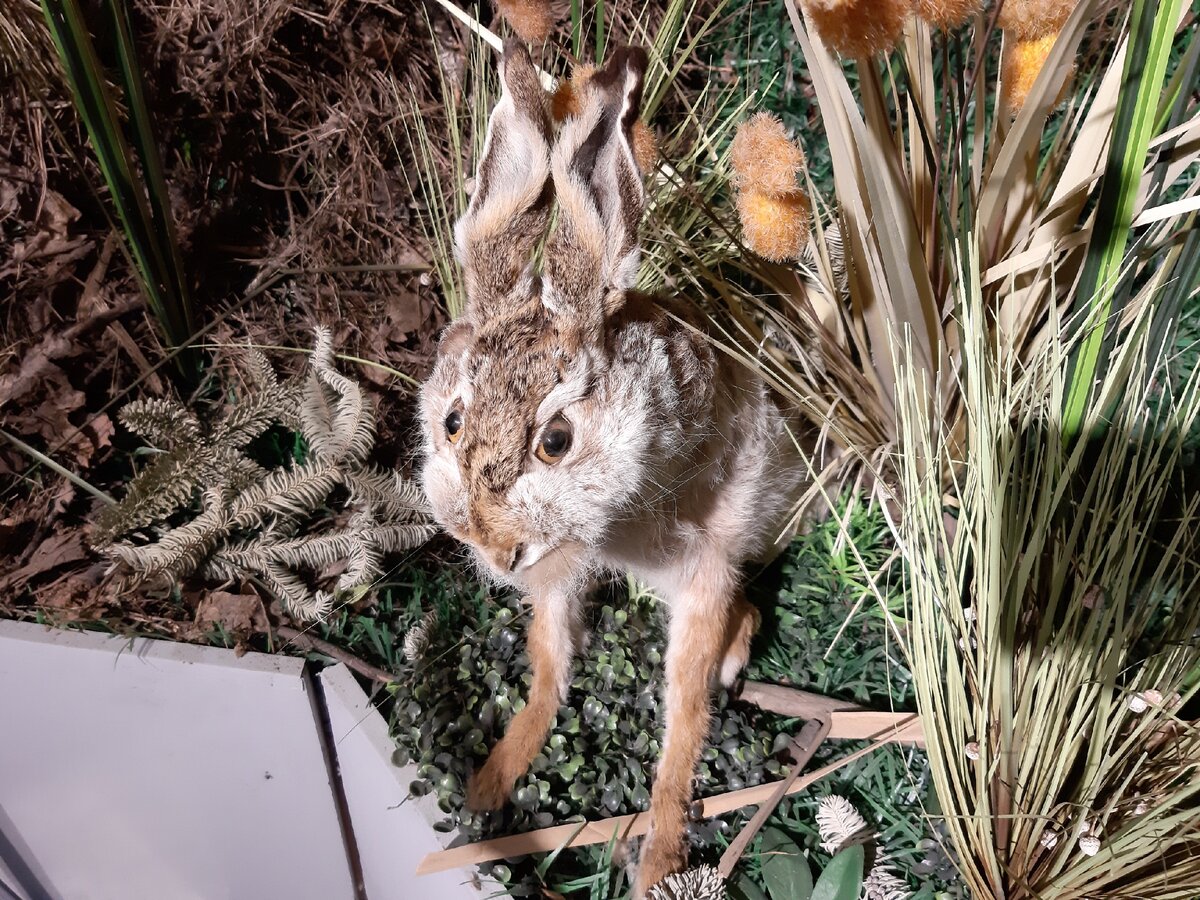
[623,46,650,76]
[593,45,649,90]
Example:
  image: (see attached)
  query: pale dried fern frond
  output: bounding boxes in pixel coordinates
[302,326,375,465]
[816,794,872,853]
[119,397,203,448]
[97,331,433,621]
[94,348,300,545]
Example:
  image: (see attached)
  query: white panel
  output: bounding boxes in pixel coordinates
[0,621,354,900]
[320,665,493,900]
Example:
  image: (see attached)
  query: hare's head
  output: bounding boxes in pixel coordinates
[419,41,660,586]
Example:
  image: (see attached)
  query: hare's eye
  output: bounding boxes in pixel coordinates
[444,409,464,444]
[535,418,572,464]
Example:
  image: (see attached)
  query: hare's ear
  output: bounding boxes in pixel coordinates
[455,40,553,319]
[543,47,648,342]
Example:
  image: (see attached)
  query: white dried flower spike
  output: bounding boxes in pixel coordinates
[965,741,981,760]
[647,865,724,900]
[1078,834,1101,856]
[1039,829,1059,849]
[816,795,870,853]
[403,609,438,662]
[864,867,911,900]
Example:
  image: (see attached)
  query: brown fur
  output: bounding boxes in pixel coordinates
[467,595,573,809]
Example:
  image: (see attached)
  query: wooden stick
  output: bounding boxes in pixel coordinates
[737,680,866,717]
[415,713,921,875]
[275,625,399,685]
[717,715,831,878]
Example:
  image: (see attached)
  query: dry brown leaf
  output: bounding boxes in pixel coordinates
[193,590,269,638]
[0,531,89,591]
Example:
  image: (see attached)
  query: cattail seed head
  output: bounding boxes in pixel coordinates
[915,0,984,28]
[998,0,1079,41]
[736,190,812,264]
[632,120,658,173]
[731,112,807,197]
[802,0,914,59]
[497,0,554,45]
[1001,31,1059,115]
[551,63,595,121]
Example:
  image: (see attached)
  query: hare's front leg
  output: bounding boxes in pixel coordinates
[468,590,579,811]
[636,561,740,897]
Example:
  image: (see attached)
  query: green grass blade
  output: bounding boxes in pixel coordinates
[40,0,196,375]
[1062,0,1185,438]
[106,0,195,345]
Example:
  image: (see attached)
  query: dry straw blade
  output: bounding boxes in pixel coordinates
[891,240,1200,898]
[676,0,1200,529]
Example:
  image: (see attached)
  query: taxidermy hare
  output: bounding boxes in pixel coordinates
[419,41,808,896]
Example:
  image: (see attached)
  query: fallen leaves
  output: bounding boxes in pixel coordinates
[192,590,270,641]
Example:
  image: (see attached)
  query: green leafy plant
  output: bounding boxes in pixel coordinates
[94,329,434,620]
[392,592,786,846]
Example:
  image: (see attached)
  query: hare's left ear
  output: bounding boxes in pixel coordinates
[543,47,648,342]
[455,40,554,320]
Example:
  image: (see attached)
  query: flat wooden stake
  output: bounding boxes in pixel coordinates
[415,712,920,876]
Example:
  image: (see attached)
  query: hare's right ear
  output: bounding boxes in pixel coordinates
[455,40,553,320]
[543,47,648,344]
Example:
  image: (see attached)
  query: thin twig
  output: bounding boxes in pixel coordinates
[275,624,399,684]
[0,428,117,505]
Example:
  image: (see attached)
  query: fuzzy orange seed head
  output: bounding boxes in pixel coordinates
[632,120,657,173]
[736,189,812,263]
[997,0,1079,41]
[915,0,984,29]
[497,0,554,45]
[730,112,806,198]
[550,63,596,121]
[1002,31,1060,115]
[801,0,914,59]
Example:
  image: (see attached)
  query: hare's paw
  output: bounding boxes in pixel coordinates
[718,598,761,688]
[634,831,688,899]
[466,743,526,811]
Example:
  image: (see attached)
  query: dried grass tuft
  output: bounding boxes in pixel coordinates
[1001,31,1061,114]
[632,119,658,173]
[551,63,596,121]
[801,0,914,58]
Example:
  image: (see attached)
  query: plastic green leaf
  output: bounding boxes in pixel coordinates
[811,845,864,900]
[761,827,814,900]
